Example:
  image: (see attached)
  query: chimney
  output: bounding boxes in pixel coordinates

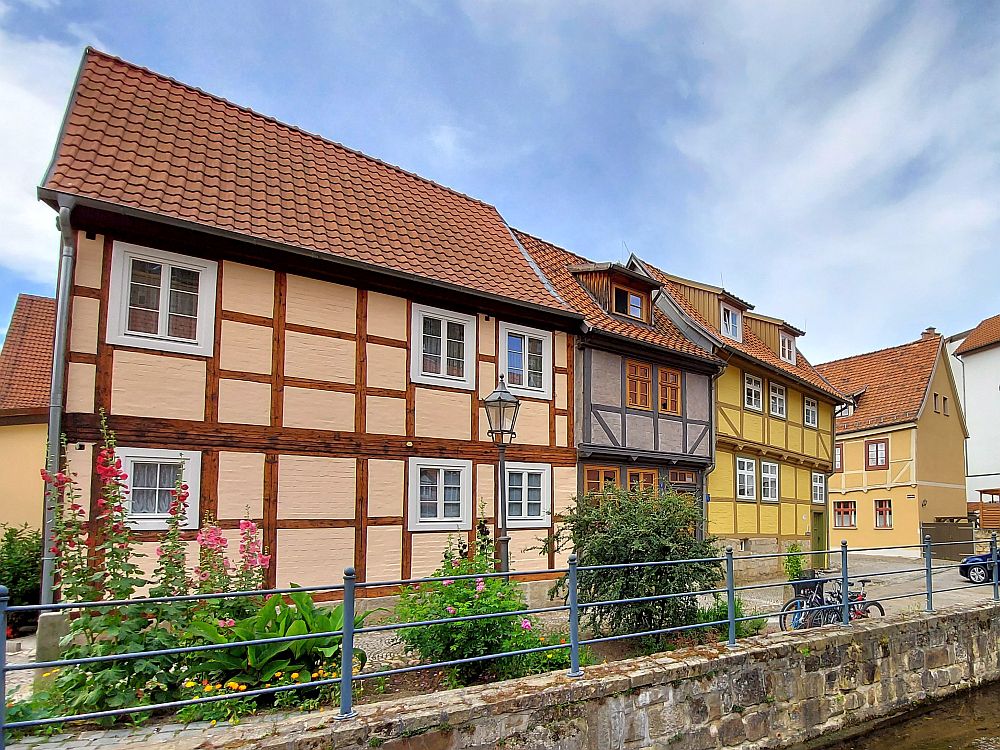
[921,327,938,340]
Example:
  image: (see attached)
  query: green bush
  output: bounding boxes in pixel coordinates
[0,523,41,631]
[783,542,805,581]
[697,594,767,639]
[544,483,722,649]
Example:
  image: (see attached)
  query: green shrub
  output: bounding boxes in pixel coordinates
[0,523,41,631]
[544,483,722,649]
[697,594,767,639]
[783,542,805,581]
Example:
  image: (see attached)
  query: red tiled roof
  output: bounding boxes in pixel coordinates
[638,263,843,400]
[42,49,572,315]
[815,334,941,433]
[0,295,55,412]
[955,313,1000,356]
[513,231,718,362]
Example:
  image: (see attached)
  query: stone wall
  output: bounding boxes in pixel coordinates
[130,603,1000,749]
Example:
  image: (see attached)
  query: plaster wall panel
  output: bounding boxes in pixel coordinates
[367,395,406,436]
[217,451,265,519]
[284,331,355,383]
[478,315,495,356]
[221,261,275,318]
[553,466,577,515]
[554,332,567,369]
[220,321,273,374]
[368,459,405,517]
[366,344,406,390]
[277,455,356,519]
[70,296,100,354]
[111,351,206,420]
[66,362,96,413]
[285,275,356,332]
[414,388,471,440]
[276,528,354,588]
[515,399,550,446]
[366,526,403,583]
[367,292,407,341]
[218,379,271,425]
[509,529,549,572]
[282,387,355,431]
[410,532,452,578]
[75,232,104,288]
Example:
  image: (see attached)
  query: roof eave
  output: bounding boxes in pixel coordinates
[39,189,585,325]
[724,344,848,403]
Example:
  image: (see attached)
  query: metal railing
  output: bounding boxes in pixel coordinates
[1,534,998,743]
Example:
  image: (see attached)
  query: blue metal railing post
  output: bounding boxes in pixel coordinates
[840,541,850,625]
[992,532,999,602]
[725,546,736,647]
[1,585,8,750]
[924,535,934,613]
[336,568,357,720]
[567,554,582,677]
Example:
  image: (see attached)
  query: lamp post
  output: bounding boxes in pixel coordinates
[482,375,521,573]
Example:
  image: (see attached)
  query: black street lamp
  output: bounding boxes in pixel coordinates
[482,375,521,573]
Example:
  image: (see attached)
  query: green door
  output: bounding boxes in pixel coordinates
[811,511,827,569]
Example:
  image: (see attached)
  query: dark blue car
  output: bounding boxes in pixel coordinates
[959,553,995,584]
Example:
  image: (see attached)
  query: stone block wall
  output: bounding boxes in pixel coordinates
[203,602,1000,750]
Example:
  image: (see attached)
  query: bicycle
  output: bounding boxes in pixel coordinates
[811,578,886,626]
[778,577,827,631]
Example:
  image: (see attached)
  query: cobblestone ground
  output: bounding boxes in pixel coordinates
[7,559,994,750]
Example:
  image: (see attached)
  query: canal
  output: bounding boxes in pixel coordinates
[826,683,1000,750]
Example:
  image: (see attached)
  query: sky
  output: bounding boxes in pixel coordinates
[0,0,998,363]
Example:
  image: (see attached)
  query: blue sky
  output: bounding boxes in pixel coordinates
[1,1,998,362]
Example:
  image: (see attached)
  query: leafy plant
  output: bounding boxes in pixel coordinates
[0,523,41,631]
[543,483,722,649]
[187,590,367,685]
[697,594,767,639]
[783,542,805,581]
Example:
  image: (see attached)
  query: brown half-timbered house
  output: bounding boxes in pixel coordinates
[40,49,584,595]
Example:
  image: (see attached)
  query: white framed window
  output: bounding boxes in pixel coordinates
[107,242,218,356]
[769,383,786,418]
[721,303,742,342]
[504,462,552,529]
[761,461,779,502]
[811,472,826,504]
[736,457,756,500]
[804,397,819,428]
[779,333,796,364]
[835,401,855,419]
[410,304,476,390]
[116,447,201,530]
[744,373,762,412]
[498,322,553,399]
[407,458,473,531]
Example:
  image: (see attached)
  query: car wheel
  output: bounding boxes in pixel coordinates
[968,565,988,584]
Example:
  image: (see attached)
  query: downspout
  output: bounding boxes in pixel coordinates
[40,206,75,605]
[700,363,724,540]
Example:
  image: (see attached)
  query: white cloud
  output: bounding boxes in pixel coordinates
[0,2,81,283]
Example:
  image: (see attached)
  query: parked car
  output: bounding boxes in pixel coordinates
[959,553,996,584]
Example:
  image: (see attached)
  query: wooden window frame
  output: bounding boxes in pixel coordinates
[626,360,652,410]
[779,332,796,364]
[833,500,857,529]
[933,393,940,412]
[811,472,826,504]
[407,457,473,531]
[668,469,697,486]
[658,367,682,415]
[720,302,743,342]
[117,447,202,531]
[760,461,779,502]
[410,304,477,390]
[864,439,888,470]
[612,284,649,323]
[744,373,763,412]
[803,397,819,428]
[768,382,787,418]
[833,443,843,473]
[627,468,658,492]
[505,462,552,529]
[943,396,949,416]
[874,498,893,529]
[584,465,620,494]
[736,456,756,501]
[498,321,553,399]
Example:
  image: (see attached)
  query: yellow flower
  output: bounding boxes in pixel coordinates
[226,681,238,690]
[184,681,196,688]
[204,685,214,692]
[215,684,222,690]
[238,685,246,691]
[274,672,282,678]
[209,720,217,727]
[311,672,318,678]
[264,684,271,688]
[291,672,299,680]
[42,672,51,678]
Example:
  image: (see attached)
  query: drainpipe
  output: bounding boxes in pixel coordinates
[700,361,726,540]
[40,206,75,605]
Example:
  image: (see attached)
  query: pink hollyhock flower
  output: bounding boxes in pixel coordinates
[442,579,454,586]
[475,578,485,592]
[520,619,532,631]
[446,606,456,615]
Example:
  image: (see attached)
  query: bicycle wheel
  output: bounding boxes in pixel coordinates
[860,601,884,618]
[779,597,809,631]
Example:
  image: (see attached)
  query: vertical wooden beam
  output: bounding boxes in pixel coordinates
[264,272,286,588]
[89,234,116,557]
[354,290,368,582]
[403,299,414,577]
[263,453,278,588]
[205,262,223,425]
[355,457,368,586]
[201,449,219,524]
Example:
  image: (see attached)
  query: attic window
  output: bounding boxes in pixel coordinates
[779,332,796,364]
[613,285,648,322]
[721,303,742,342]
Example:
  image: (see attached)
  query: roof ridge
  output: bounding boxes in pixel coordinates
[82,47,500,213]
[817,334,940,369]
[510,228,591,264]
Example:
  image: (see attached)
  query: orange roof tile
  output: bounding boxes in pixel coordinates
[815,334,941,433]
[513,231,718,362]
[42,49,572,315]
[955,313,1000,356]
[638,262,843,400]
[0,295,55,413]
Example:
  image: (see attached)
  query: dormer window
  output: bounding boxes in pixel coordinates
[721,303,742,342]
[779,332,796,364]
[613,285,648,322]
